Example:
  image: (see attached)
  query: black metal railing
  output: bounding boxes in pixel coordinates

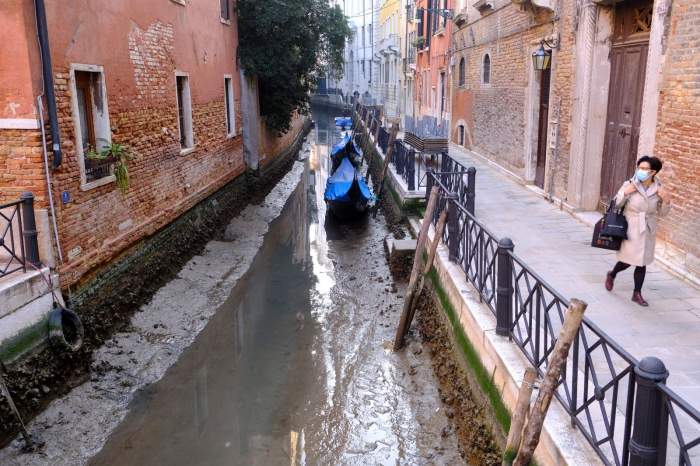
[423,170,700,466]
[378,126,389,153]
[393,140,417,191]
[1,192,41,278]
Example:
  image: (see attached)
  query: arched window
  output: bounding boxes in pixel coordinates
[458,57,466,87]
[483,54,491,84]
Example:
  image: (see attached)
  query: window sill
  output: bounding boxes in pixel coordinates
[170,0,186,5]
[80,174,116,192]
[226,132,237,139]
[179,146,196,156]
[435,28,446,37]
[220,17,231,26]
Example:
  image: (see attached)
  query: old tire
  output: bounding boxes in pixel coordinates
[48,306,84,352]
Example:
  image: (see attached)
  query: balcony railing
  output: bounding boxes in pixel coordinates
[1,193,41,278]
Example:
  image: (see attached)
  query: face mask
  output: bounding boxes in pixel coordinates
[636,169,651,182]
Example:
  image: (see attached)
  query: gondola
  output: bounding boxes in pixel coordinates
[324,131,374,220]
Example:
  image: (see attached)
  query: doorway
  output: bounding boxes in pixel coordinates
[534,66,551,189]
[599,1,652,207]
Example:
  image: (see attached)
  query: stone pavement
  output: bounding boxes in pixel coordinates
[448,143,700,406]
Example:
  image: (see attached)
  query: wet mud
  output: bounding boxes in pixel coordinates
[1,108,499,465]
[414,289,502,465]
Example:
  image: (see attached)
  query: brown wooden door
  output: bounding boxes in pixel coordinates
[599,43,649,206]
[535,67,551,189]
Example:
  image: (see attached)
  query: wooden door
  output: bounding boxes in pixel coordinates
[599,44,648,206]
[535,67,551,189]
[599,1,652,207]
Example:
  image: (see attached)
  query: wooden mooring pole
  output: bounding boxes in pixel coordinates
[502,367,537,466]
[393,187,440,350]
[372,124,399,217]
[512,299,587,466]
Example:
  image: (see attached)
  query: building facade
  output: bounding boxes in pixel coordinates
[412,0,453,136]
[449,0,700,278]
[0,0,306,290]
[374,0,402,118]
[339,0,379,101]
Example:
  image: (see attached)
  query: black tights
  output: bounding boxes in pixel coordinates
[611,261,646,292]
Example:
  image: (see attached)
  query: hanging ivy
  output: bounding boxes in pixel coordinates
[237,0,351,134]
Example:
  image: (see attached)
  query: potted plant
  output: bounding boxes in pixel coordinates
[86,140,134,193]
[412,36,426,49]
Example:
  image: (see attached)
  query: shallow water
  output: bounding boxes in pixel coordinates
[90,107,460,465]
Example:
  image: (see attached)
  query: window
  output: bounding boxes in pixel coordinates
[176,72,194,151]
[224,76,235,137]
[440,72,446,114]
[70,64,112,188]
[483,54,491,84]
[362,26,365,48]
[442,0,448,27]
[458,57,466,86]
[458,125,465,146]
[220,0,230,22]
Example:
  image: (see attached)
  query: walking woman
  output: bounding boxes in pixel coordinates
[605,156,671,306]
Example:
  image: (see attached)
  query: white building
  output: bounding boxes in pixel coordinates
[338,0,379,103]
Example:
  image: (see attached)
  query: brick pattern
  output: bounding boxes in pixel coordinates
[653,0,700,267]
[0,128,47,206]
[52,64,246,287]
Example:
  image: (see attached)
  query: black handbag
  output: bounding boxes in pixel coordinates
[600,199,628,239]
[591,218,623,251]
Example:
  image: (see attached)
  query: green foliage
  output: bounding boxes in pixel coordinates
[86,140,135,194]
[237,0,352,134]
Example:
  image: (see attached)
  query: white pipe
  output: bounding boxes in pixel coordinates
[37,94,63,264]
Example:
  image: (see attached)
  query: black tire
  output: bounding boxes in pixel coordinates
[48,306,84,352]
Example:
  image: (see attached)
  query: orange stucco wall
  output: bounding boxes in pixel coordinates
[0,0,43,120]
[414,0,453,119]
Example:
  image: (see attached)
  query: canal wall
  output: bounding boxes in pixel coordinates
[0,119,312,448]
[354,117,601,465]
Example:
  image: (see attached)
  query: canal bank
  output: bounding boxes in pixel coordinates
[0,119,312,449]
[1,107,503,465]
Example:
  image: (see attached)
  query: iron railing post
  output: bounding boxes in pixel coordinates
[407,149,416,191]
[496,237,514,337]
[466,166,476,216]
[20,192,41,268]
[448,196,459,262]
[425,169,434,202]
[629,357,669,466]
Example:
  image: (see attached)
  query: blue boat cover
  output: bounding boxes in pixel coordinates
[334,117,352,127]
[324,157,374,202]
[331,133,352,157]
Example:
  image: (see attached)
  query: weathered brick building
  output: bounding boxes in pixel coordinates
[450,0,700,279]
[1,0,306,289]
[414,0,454,132]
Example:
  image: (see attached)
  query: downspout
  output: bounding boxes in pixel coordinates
[34,0,62,167]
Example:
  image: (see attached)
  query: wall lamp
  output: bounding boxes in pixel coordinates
[532,37,559,71]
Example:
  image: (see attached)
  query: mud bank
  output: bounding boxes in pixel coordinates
[0,121,311,447]
[0,160,307,465]
[413,288,502,465]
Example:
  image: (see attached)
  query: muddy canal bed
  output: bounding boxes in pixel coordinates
[2,108,497,465]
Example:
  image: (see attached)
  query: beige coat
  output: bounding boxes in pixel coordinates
[614,178,671,267]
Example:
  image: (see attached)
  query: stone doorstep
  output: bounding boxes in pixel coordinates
[0,267,59,319]
[408,216,603,466]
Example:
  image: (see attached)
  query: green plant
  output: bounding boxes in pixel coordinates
[86,141,134,193]
[412,36,426,49]
[237,0,352,135]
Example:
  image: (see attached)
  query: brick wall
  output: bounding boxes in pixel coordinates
[653,0,700,271]
[0,128,47,206]
[52,65,246,288]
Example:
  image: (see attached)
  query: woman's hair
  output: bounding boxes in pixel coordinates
[637,155,663,173]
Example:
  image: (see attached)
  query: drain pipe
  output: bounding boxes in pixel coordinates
[34,0,62,168]
[37,95,63,264]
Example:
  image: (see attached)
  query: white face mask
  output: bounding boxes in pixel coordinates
[635,169,652,182]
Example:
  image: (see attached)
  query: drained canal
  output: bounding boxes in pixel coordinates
[87,107,478,465]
